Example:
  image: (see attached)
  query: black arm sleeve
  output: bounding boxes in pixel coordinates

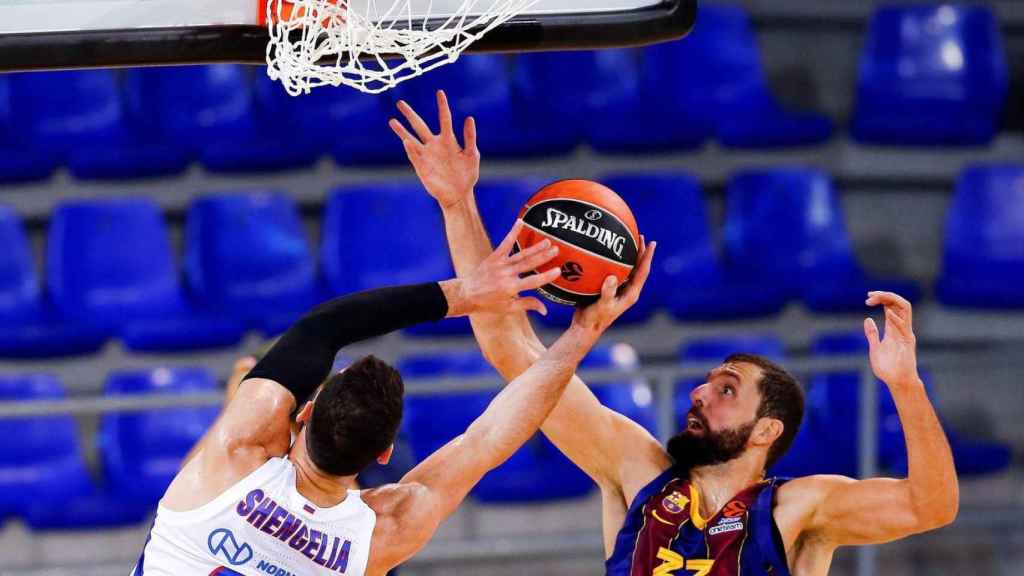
[245,282,448,404]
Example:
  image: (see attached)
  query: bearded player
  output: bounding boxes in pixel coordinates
[390,91,958,576]
[132,219,655,575]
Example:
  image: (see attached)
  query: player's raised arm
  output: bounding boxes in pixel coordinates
[390,91,671,498]
[170,238,560,495]
[785,292,959,546]
[372,270,642,570]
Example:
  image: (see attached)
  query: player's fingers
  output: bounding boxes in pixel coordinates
[863,317,881,350]
[389,118,422,147]
[396,100,435,142]
[868,291,913,325]
[436,90,455,138]
[507,238,550,264]
[512,296,548,316]
[492,219,524,260]
[233,356,257,373]
[401,139,421,161]
[885,308,911,339]
[512,244,559,275]
[622,241,656,302]
[463,116,478,154]
[598,275,619,309]
[517,267,561,292]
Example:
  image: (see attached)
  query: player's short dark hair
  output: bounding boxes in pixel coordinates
[724,353,804,471]
[306,355,404,477]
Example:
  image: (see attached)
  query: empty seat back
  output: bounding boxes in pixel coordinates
[322,182,451,296]
[938,165,1024,307]
[8,70,129,154]
[854,5,1008,144]
[724,168,858,293]
[47,198,182,323]
[125,65,256,146]
[185,190,316,320]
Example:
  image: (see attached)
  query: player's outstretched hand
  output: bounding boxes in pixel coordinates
[572,238,657,337]
[864,291,920,388]
[451,220,561,318]
[390,89,479,210]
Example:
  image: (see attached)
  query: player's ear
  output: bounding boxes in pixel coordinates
[295,400,315,423]
[753,417,783,448]
[377,444,394,465]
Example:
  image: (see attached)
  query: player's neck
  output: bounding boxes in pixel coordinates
[289,442,360,508]
[689,453,765,519]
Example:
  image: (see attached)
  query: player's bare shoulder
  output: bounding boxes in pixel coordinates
[360,482,437,574]
[772,475,851,575]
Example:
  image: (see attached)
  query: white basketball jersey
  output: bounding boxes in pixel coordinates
[132,457,376,576]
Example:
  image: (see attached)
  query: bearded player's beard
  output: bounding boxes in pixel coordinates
[667,407,756,475]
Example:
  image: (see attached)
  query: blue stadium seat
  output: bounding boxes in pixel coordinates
[797,331,1011,478]
[6,70,189,180]
[403,345,643,502]
[852,5,1009,146]
[724,168,921,312]
[99,367,220,507]
[0,76,56,183]
[321,182,470,336]
[397,54,577,158]
[614,172,783,323]
[937,165,1024,308]
[674,334,786,432]
[0,374,146,528]
[586,46,709,153]
[185,190,318,334]
[0,205,106,358]
[0,374,91,521]
[46,198,245,351]
[125,65,319,173]
[254,71,400,166]
[623,173,793,322]
[645,3,832,149]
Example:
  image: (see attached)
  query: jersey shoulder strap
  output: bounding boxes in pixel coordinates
[750,477,791,576]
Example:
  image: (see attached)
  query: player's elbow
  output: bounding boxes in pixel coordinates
[910,485,959,532]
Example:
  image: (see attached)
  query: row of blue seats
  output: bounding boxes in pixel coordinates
[2,164,1022,357]
[0,4,1013,183]
[0,336,1010,530]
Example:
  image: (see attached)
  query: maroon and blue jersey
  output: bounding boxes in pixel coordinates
[606,468,791,576]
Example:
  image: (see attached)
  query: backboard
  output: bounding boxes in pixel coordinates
[0,0,697,71]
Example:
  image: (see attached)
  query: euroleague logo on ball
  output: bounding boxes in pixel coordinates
[561,261,584,282]
[584,209,603,221]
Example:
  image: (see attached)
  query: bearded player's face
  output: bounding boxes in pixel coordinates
[667,362,764,471]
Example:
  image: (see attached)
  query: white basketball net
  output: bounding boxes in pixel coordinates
[265,0,538,95]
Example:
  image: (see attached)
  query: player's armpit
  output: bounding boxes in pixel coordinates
[786,474,956,547]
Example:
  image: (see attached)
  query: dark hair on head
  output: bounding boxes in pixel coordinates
[306,355,404,477]
[724,353,804,471]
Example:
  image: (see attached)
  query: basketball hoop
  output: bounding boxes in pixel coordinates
[263,0,539,95]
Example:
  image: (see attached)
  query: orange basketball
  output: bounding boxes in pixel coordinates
[517,180,640,306]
